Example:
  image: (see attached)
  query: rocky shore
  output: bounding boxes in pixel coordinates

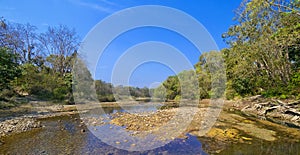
[0,117,41,138]
[0,104,79,138]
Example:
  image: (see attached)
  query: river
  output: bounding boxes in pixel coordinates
[0,104,299,154]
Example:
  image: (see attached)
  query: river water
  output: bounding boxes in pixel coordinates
[0,105,299,155]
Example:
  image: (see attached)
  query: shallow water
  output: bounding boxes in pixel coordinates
[0,105,299,155]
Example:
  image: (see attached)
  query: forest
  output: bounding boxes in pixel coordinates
[0,0,299,108]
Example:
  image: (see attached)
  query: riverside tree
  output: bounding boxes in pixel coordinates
[223,0,300,97]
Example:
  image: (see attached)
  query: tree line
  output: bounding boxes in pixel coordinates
[155,0,300,101]
[0,18,79,105]
[1,0,299,107]
[0,18,150,107]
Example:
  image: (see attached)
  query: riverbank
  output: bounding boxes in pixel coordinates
[0,97,299,154]
[224,96,300,128]
[0,102,79,138]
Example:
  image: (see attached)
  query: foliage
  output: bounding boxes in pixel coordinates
[0,48,21,91]
[152,84,166,101]
[162,76,180,100]
[177,70,199,100]
[95,80,115,102]
[222,0,300,98]
[12,63,69,101]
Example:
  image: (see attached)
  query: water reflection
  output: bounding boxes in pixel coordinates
[1,105,299,154]
[88,103,162,116]
[0,114,206,155]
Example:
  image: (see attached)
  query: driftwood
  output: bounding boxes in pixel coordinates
[285,109,300,116]
[275,100,287,106]
[264,105,281,114]
[287,100,300,107]
[241,97,300,127]
[259,101,276,107]
[248,95,262,101]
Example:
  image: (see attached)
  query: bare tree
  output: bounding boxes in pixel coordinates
[0,18,40,64]
[38,25,80,76]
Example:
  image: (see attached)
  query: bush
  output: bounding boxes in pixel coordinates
[53,87,68,100]
[97,94,115,102]
[279,94,287,99]
[0,89,16,98]
[288,72,300,95]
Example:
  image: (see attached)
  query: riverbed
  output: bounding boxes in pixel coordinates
[0,102,299,154]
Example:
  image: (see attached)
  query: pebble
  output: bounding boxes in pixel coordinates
[115,141,120,144]
[0,118,41,138]
[131,143,136,147]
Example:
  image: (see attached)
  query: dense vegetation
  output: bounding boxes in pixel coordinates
[0,18,79,105]
[156,0,300,101]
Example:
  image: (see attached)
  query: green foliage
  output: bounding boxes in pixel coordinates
[53,87,68,100]
[152,85,166,101]
[222,0,300,99]
[0,48,21,91]
[95,80,115,102]
[163,76,180,100]
[174,95,181,102]
[177,70,199,100]
[12,63,72,101]
[288,72,300,96]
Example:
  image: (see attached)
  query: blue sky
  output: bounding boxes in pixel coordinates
[0,0,242,87]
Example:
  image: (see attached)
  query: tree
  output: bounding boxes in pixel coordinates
[95,80,115,102]
[152,84,167,101]
[0,48,20,91]
[195,51,226,99]
[0,18,41,64]
[162,75,180,100]
[223,0,299,97]
[39,25,79,76]
[177,70,199,100]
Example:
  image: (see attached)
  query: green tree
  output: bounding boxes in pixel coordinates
[0,48,20,91]
[177,70,199,100]
[223,0,299,97]
[163,75,180,100]
[152,84,167,101]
